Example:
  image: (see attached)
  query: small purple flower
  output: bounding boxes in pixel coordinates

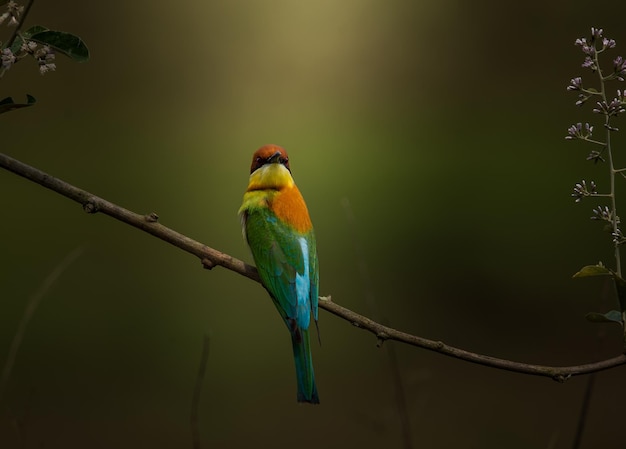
[614,56,626,81]
[575,93,589,106]
[566,123,581,139]
[34,45,56,75]
[1,48,15,70]
[583,45,596,56]
[609,97,624,115]
[565,122,594,140]
[593,98,625,116]
[586,150,606,164]
[603,38,617,49]
[575,37,588,47]
[591,27,604,40]
[582,56,597,70]
[20,40,37,53]
[567,77,583,91]
[612,228,625,245]
[0,1,23,27]
[591,205,613,221]
[572,180,598,202]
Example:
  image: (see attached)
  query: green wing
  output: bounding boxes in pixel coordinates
[242,206,317,330]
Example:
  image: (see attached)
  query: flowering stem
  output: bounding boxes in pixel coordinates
[5,0,34,49]
[594,45,622,276]
[607,130,620,276]
[584,138,607,146]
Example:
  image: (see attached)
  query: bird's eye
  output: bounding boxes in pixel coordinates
[255,156,262,163]
[283,157,289,164]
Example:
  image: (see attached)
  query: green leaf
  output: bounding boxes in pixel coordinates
[23,25,50,39]
[8,37,22,54]
[7,26,50,54]
[573,264,626,314]
[0,95,36,115]
[4,27,89,63]
[572,263,611,278]
[30,30,89,62]
[586,310,624,324]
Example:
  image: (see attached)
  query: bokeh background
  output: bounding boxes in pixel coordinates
[2,0,626,447]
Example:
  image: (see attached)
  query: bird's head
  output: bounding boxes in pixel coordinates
[250,144,291,174]
[246,144,295,191]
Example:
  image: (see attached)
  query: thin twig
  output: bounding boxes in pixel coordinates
[0,246,83,404]
[592,44,621,276]
[1,151,626,380]
[572,373,595,449]
[5,0,35,49]
[191,334,210,449]
[571,277,611,449]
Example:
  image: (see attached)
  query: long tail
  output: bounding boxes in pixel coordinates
[291,327,319,404]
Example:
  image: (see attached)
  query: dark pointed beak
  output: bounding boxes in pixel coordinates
[267,151,283,164]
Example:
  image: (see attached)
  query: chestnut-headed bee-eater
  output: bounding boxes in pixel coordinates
[238,144,320,404]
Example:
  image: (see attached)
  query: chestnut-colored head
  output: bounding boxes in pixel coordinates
[250,144,291,174]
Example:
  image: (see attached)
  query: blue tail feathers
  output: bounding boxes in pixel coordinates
[291,328,319,404]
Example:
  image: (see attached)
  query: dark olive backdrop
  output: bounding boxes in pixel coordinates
[1,0,626,448]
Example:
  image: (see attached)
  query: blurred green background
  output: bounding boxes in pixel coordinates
[2,0,626,447]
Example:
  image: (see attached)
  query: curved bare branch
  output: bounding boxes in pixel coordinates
[1,151,625,381]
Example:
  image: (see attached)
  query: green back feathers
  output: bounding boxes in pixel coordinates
[240,202,318,328]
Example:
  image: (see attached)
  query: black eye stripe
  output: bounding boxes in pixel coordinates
[250,152,291,174]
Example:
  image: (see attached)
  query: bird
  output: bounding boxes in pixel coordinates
[238,144,320,404]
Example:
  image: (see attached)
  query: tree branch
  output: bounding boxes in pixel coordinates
[1,151,625,381]
[5,0,35,49]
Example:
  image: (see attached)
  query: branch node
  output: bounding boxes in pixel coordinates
[351,321,361,328]
[319,295,332,302]
[552,373,571,383]
[83,201,98,214]
[201,258,216,270]
[145,212,159,223]
[435,341,445,350]
[376,333,388,348]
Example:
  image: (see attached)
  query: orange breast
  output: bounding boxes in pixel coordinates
[271,185,313,234]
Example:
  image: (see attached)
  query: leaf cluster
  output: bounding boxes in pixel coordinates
[6,25,88,62]
[1,2,89,116]
[574,264,626,327]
